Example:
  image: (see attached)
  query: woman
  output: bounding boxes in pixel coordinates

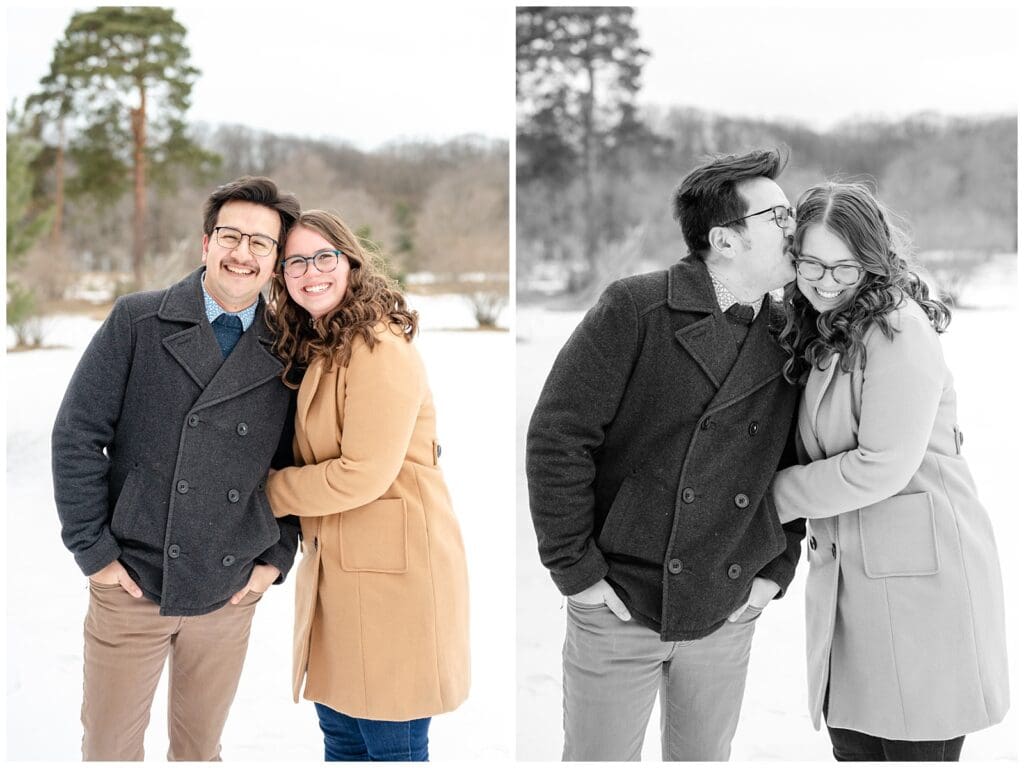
[772,182,1009,761]
[264,210,470,761]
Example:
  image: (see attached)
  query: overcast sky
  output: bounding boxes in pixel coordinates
[6,4,1018,145]
[5,4,510,150]
[634,4,1018,129]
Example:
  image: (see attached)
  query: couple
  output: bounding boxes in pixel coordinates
[526,149,1009,761]
[51,176,470,762]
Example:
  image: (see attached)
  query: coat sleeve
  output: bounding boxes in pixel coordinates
[51,297,134,576]
[255,516,300,581]
[772,311,945,523]
[525,280,639,596]
[265,330,426,518]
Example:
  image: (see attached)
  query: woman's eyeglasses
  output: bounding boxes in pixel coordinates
[794,258,864,286]
[280,249,344,278]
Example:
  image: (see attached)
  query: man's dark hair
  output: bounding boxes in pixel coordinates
[672,147,788,259]
[203,176,301,248]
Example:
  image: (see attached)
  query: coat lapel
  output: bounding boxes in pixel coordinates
[191,304,284,411]
[705,306,788,413]
[799,354,840,462]
[295,357,326,464]
[157,267,284,409]
[675,316,736,389]
[668,259,733,388]
[158,268,224,389]
[666,259,787,409]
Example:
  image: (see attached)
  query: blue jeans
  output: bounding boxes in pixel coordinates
[314,702,430,762]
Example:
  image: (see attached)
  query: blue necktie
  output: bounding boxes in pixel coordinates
[211,314,243,358]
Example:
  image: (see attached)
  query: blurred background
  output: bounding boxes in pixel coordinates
[6,5,512,761]
[516,5,1019,762]
[8,5,509,343]
[517,6,1016,304]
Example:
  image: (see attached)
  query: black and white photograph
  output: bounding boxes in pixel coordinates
[6,4,512,761]
[517,5,1018,762]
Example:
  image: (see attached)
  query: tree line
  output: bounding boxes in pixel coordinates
[517,7,1017,296]
[8,7,508,341]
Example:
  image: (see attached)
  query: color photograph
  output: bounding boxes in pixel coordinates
[6,4,512,761]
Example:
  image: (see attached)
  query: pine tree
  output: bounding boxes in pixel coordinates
[46,7,214,288]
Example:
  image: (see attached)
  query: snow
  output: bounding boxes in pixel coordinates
[4,275,1020,762]
[515,294,1021,762]
[4,293,515,761]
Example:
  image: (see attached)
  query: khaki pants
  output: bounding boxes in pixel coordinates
[81,581,262,761]
[562,598,760,761]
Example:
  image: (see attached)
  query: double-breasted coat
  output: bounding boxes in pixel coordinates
[52,267,299,616]
[265,324,470,722]
[527,258,805,640]
[772,301,1009,740]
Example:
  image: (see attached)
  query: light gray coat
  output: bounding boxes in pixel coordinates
[773,301,1009,740]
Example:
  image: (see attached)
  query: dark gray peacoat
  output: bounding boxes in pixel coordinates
[52,267,299,616]
[527,257,804,641]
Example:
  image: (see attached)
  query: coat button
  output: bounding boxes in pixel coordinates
[809,536,818,550]
[168,544,181,558]
[257,479,266,492]
[436,443,442,458]
[748,421,759,436]
[176,480,189,494]
[222,555,235,566]
[187,414,199,427]
[727,564,742,579]
[236,422,249,436]
[227,489,240,503]
[700,416,713,431]
[668,558,683,574]
[831,543,837,559]
[681,487,696,503]
[734,493,749,509]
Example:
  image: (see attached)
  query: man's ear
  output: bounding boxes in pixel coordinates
[201,233,210,262]
[708,226,735,260]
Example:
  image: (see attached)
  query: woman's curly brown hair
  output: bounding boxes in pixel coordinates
[266,209,418,388]
[779,182,950,385]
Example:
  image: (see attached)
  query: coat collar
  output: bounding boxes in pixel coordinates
[158,267,283,405]
[666,258,719,313]
[668,258,789,406]
[158,267,276,346]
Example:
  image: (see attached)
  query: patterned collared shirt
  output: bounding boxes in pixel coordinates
[200,270,257,331]
[707,269,764,318]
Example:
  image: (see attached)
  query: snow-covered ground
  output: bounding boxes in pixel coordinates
[5,293,515,761]
[516,275,1020,761]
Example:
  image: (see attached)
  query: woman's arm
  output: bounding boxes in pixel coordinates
[266,329,426,518]
[773,311,945,523]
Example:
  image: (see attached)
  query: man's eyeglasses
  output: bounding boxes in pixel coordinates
[794,258,864,286]
[280,249,344,279]
[718,205,795,230]
[213,226,279,258]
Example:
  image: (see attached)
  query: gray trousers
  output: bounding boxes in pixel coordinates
[562,598,760,761]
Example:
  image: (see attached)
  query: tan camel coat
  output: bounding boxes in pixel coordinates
[266,324,470,721]
[773,301,1009,740]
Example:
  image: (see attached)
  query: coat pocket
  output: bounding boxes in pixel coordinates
[859,492,939,578]
[597,474,674,565]
[339,498,408,574]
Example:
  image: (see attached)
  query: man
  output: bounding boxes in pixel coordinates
[52,176,302,761]
[526,149,805,761]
